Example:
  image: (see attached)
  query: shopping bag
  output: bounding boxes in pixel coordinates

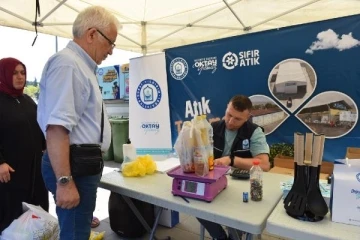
[0,202,59,240]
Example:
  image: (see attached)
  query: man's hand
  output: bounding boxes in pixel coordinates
[214,156,231,166]
[0,163,15,183]
[56,182,80,209]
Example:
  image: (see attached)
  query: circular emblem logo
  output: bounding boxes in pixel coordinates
[222,52,238,70]
[170,57,188,80]
[356,173,360,182]
[242,139,249,149]
[136,79,162,109]
[97,68,103,76]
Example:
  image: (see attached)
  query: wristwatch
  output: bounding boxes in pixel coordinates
[229,154,235,167]
[57,176,73,186]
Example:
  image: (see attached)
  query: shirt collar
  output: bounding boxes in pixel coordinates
[67,41,98,73]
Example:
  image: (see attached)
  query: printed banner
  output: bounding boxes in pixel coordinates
[129,53,172,157]
[165,14,360,161]
[96,65,128,100]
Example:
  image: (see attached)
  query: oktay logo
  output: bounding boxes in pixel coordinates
[351,189,360,199]
[141,122,160,134]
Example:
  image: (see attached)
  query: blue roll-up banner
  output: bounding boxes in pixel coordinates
[165,14,360,161]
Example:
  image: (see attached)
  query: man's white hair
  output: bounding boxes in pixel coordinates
[73,6,122,38]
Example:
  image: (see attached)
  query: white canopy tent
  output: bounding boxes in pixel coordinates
[1,0,360,54]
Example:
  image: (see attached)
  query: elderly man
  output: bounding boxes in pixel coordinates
[198,95,270,240]
[37,6,121,239]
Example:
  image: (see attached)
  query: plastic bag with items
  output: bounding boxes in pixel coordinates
[174,121,195,173]
[89,231,105,240]
[174,117,209,176]
[0,202,59,240]
[122,154,157,177]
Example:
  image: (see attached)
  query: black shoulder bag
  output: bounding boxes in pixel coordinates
[69,104,104,177]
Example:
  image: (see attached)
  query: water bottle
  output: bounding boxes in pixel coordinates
[250,159,263,201]
[122,138,137,166]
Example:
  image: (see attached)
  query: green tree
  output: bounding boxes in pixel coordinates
[23,85,39,98]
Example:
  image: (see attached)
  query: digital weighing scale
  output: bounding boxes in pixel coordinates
[167,165,230,202]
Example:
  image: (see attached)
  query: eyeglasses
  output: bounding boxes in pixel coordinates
[96,29,116,49]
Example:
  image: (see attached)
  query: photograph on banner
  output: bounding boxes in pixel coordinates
[97,65,121,100]
[268,58,317,113]
[166,14,360,161]
[296,91,358,138]
[121,63,130,99]
[249,95,289,135]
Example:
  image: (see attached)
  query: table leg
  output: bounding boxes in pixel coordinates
[122,195,163,240]
[228,227,241,240]
[228,228,256,240]
[199,224,205,240]
[149,207,164,240]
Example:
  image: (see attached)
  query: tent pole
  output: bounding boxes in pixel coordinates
[190,0,241,25]
[222,0,246,28]
[141,21,147,55]
[0,7,32,24]
[250,0,323,29]
[39,0,68,23]
[117,33,142,47]
[147,22,242,30]
[55,36,58,53]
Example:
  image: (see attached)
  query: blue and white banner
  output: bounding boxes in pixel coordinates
[166,14,360,161]
[129,53,172,157]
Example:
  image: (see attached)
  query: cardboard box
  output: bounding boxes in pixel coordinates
[331,159,360,226]
[345,147,360,159]
[270,166,329,180]
[154,207,179,228]
[270,155,333,180]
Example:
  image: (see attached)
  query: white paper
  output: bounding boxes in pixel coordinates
[155,158,180,173]
[331,163,360,226]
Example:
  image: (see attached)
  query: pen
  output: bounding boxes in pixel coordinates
[181,196,190,203]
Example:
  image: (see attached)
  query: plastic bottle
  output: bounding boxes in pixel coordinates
[122,138,137,167]
[250,159,263,201]
[192,116,208,176]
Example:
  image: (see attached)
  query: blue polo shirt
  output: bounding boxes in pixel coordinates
[37,41,111,151]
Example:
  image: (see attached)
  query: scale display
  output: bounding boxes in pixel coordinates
[168,166,230,202]
[182,180,205,195]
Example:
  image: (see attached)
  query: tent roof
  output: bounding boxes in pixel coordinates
[1,0,360,54]
[304,93,353,109]
[276,61,307,84]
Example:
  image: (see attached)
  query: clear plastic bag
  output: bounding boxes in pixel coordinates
[191,117,209,177]
[174,121,195,173]
[174,117,209,176]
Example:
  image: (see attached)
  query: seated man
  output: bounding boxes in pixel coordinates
[197,95,270,240]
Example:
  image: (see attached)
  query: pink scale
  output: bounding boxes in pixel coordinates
[167,165,230,202]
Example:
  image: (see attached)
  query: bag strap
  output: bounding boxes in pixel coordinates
[100,103,104,143]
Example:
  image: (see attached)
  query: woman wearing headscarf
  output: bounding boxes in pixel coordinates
[0,57,48,233]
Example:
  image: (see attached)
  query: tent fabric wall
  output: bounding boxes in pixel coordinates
[165,14,360,161]
[0,0,360,54]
